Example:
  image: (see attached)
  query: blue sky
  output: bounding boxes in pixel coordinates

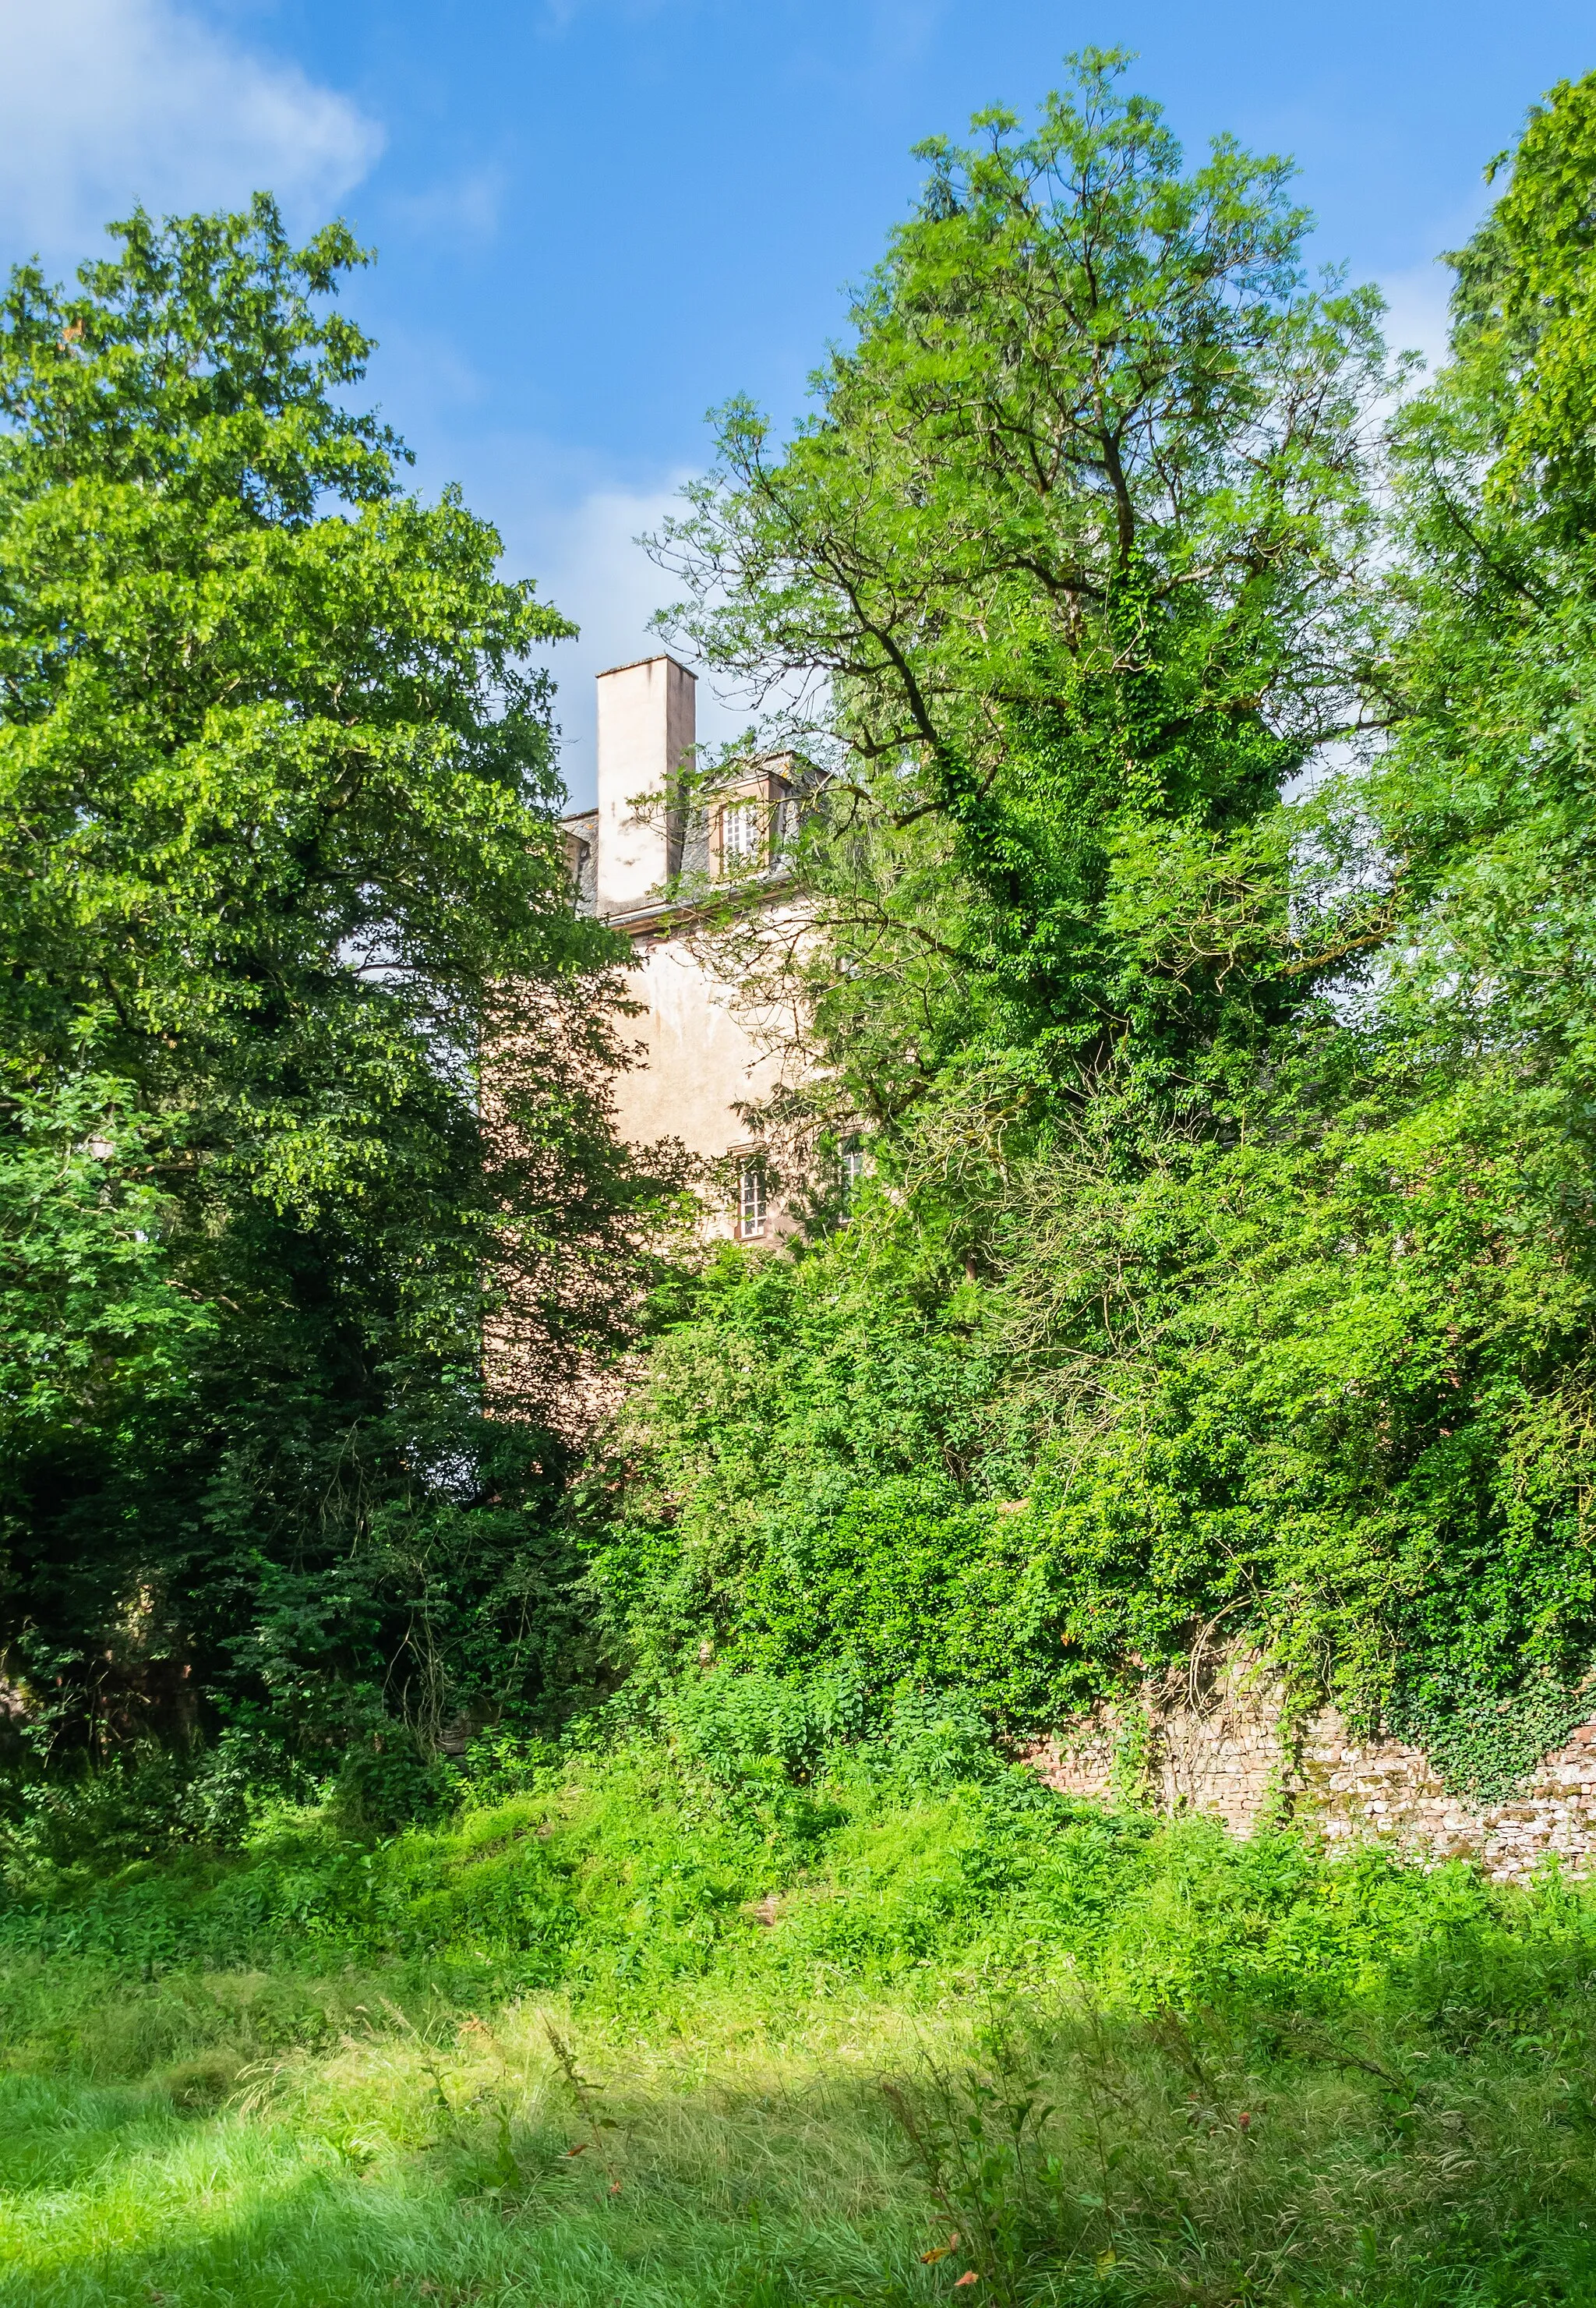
[2,0,1591,803]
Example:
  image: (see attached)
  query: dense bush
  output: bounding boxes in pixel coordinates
[587,65,1596,1801]
[4,1720,1592,2026]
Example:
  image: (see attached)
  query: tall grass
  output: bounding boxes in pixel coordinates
[4,1740,1596,2302]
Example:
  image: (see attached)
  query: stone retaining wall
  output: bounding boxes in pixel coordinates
[1025,1652,1596,1880]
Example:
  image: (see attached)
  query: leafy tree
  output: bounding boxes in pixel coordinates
[0,1080,211,1449]
[0,197,647,1757]
[656,49,1390,1139]
[1375,70,1596,1082]
[596,66,1596,1798]
[1319,68,1596,1760]
[601,54,1391,1680]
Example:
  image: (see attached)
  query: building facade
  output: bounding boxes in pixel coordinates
[563,655,803,1240]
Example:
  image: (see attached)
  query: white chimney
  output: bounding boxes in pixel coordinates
[594,656,695,917]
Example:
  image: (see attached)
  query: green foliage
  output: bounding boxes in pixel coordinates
[0,198,591,1087]
[659,50,1389,1122]
[586,1242,1063,1726]
[1375,71,1596,1088]
[0,1730,1591,2035]
[7,1750,1596,2302]
[7,69,1596,2303]
[1451,70,1596,535]
[0,1077,213,1445]
[0,195,655,1750]
[591,63,1596,1805]
[600,1042,1596,1776]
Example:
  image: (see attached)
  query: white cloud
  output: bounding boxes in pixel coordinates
[1379,256,1457,377]
[502,472,747,811]
[0,0,383,265]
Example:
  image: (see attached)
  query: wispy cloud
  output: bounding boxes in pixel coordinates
[481,464,746,809]
[387,166,510,249]
[0,0,383,267]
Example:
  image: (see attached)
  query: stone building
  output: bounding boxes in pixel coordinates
[562,654,807,1239]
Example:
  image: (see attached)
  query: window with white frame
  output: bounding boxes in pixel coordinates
[737,1158,768,1239]
[716,797,764,877]
[842,1140,868,1204]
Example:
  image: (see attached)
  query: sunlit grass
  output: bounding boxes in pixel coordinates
[0,1997,939,2306]
[9,1770,1596,2302]
[8,1975,1596,2305]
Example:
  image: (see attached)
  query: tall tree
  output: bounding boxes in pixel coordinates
[587,58,1407,1733]
[596,66,1596,1789]
[655,50,1390,1144]
[1308,68,1596,1765]
[0,198,645,1755]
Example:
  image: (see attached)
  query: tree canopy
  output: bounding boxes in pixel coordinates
[657,50,1392,1132]
[587,60,1596,1804]
[11,61,1596,1816]
[0,197,649,1760]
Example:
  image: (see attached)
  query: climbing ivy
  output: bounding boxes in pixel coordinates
[594,66,1596,1804]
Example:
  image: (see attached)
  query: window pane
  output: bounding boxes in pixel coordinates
[720,801,761,873]
[738,1158,767,1237]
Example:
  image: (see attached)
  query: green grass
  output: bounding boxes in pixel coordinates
[5,1742,1596,2303]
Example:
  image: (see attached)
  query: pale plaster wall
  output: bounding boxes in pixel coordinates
[1026,1649,1596,1879]
[578,654,810,1235]
[609,927,787,1159]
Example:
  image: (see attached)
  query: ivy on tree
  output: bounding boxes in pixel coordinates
[595,63,1596,1799]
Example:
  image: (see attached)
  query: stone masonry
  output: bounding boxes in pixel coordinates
[1025,1648,1596,1881]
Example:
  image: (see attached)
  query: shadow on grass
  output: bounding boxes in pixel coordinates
[10,2002,1596,2308]
[0,2063,905,2308]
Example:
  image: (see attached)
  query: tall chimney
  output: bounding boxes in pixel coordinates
[593,656,695,917]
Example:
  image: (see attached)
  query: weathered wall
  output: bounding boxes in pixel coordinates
[1026,1651,1596,1880]
[608,923,788,1165]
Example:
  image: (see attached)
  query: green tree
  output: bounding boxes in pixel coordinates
[598,66,1596,1800]
[591,57,1393,1729]
[1312,67,1596,1761]
[0,197,646,1757]
[930,61,1596,1757]
[655,49,1390,1140]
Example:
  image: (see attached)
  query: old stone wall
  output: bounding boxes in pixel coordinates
[1026,1651,1596,1881]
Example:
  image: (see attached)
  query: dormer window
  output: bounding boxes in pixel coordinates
[560,809,598,914]
[715,797,766,878]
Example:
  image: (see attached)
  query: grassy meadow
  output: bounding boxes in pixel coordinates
[3,1742,1596,2304]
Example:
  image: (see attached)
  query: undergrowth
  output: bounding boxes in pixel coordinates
[5,1726,1596,2303]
